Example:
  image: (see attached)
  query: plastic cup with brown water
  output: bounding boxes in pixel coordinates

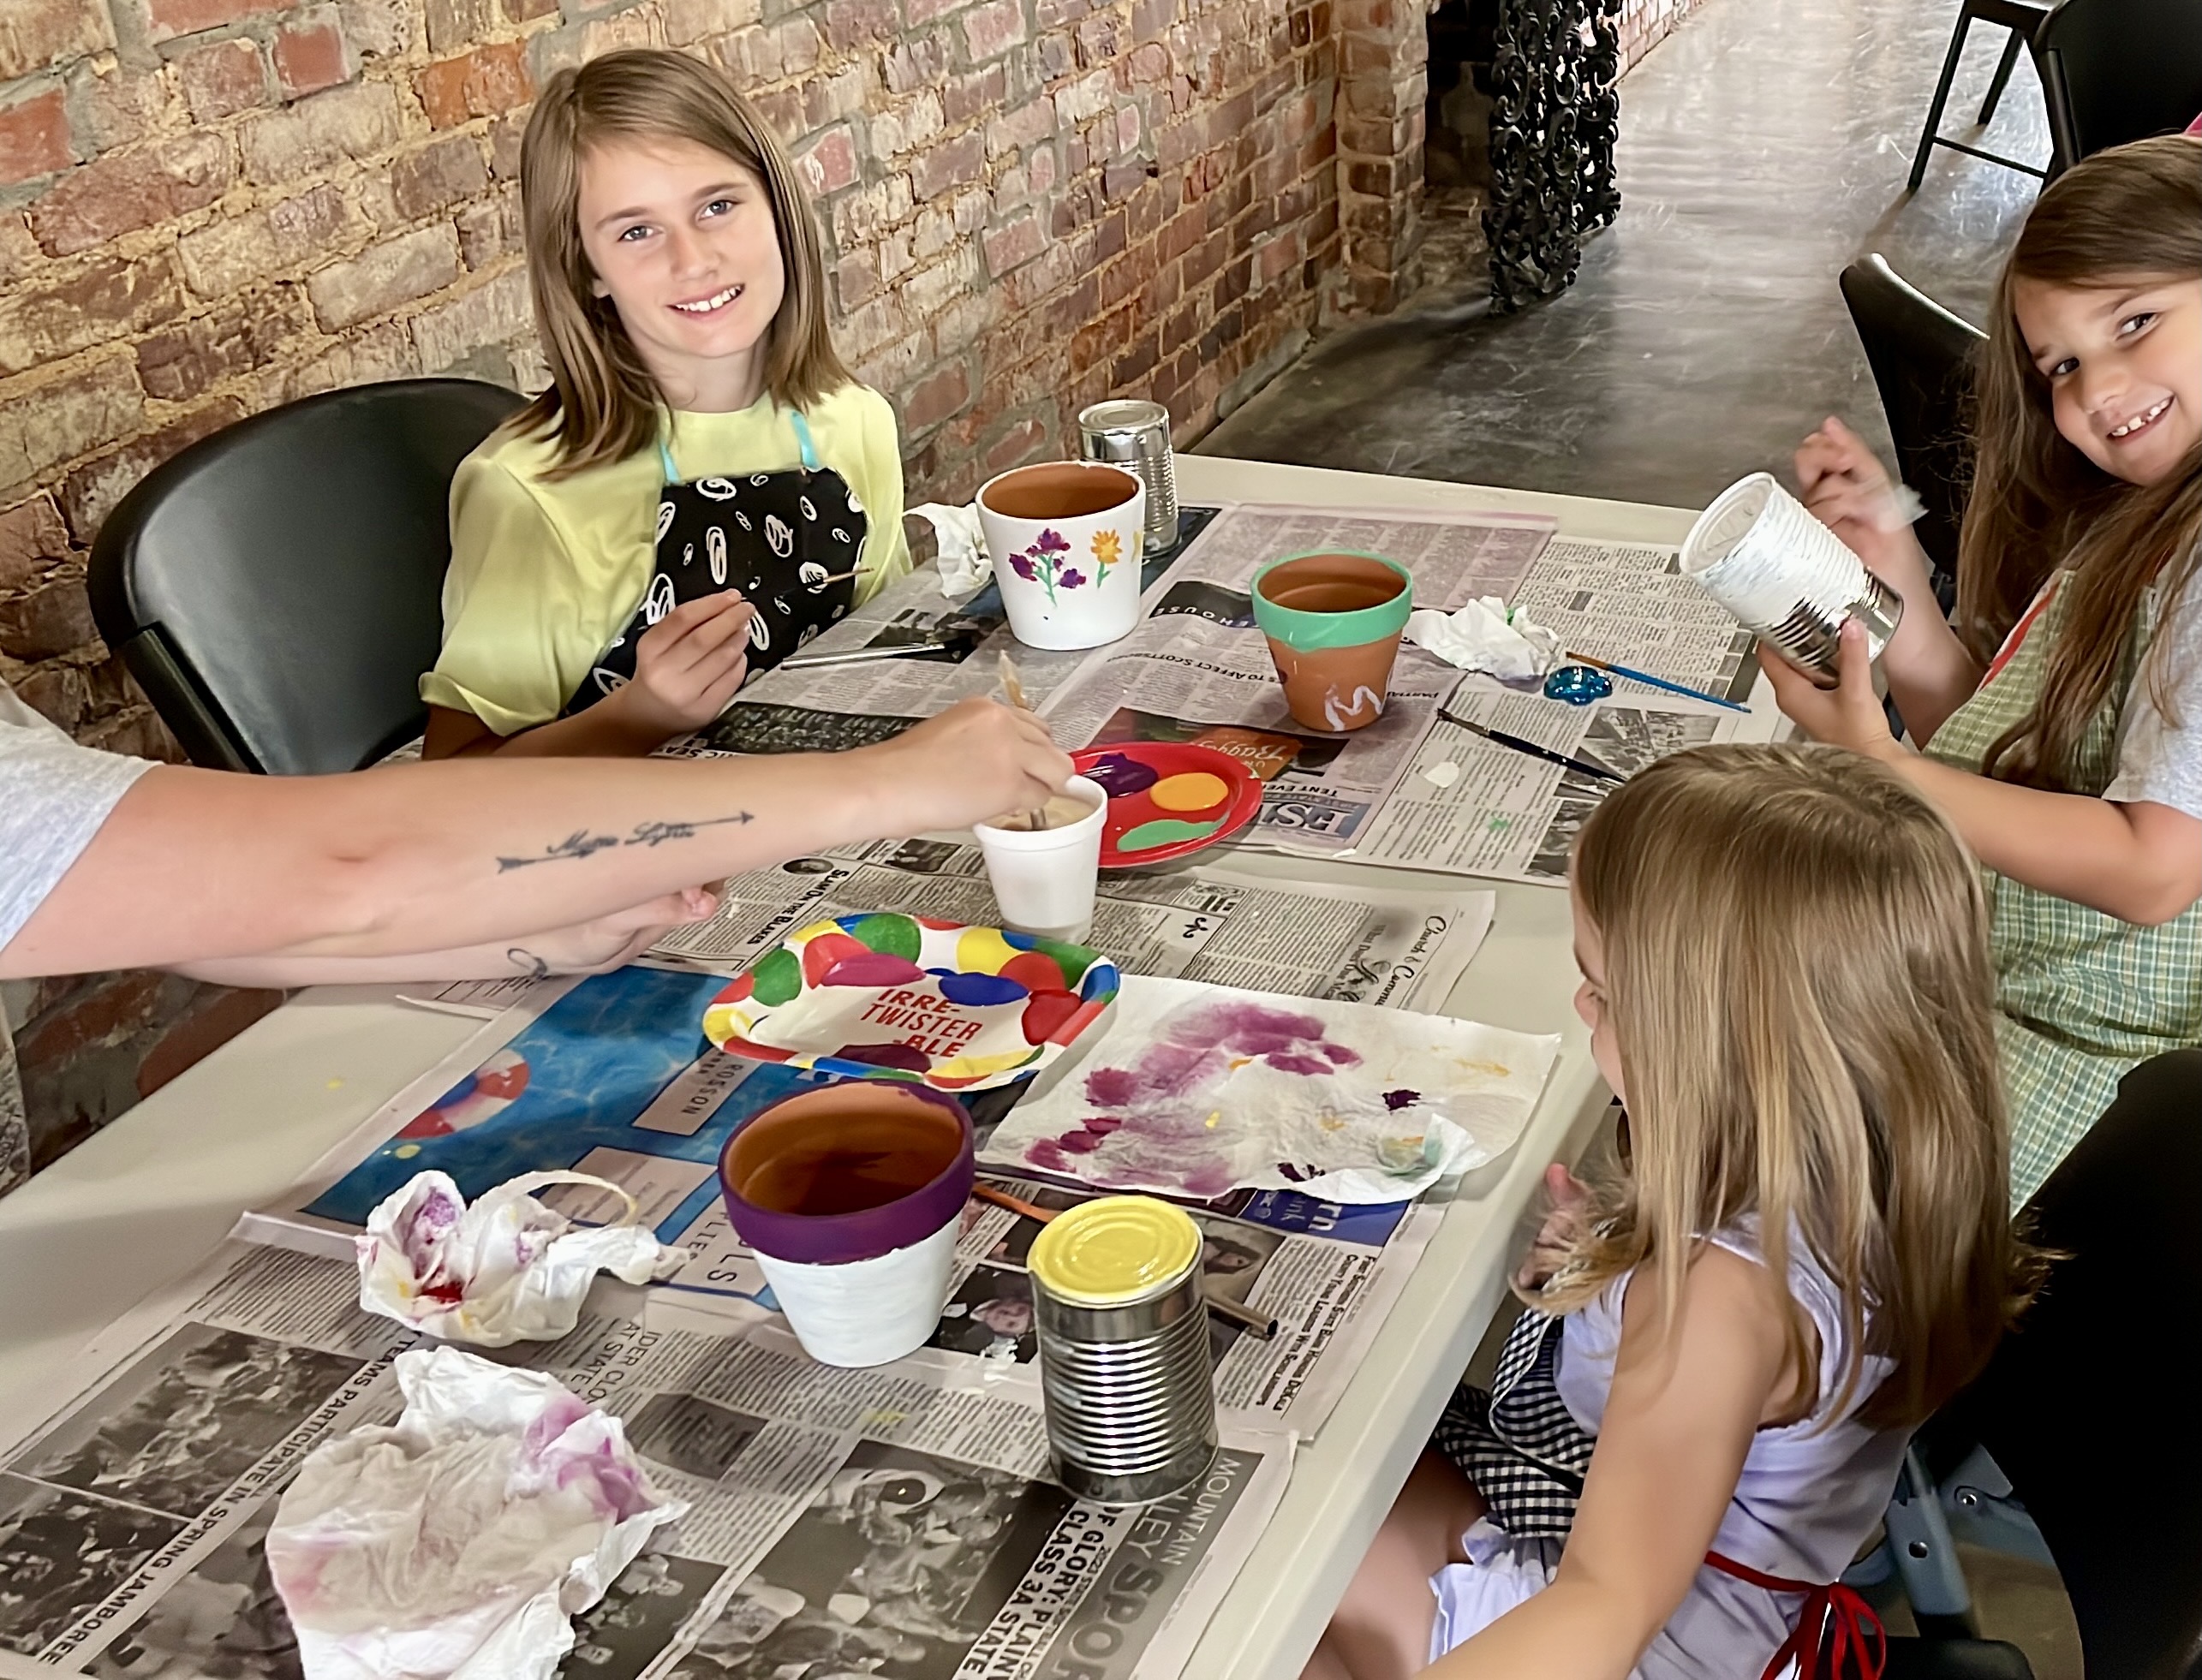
[1249,551,1416,732]
[974,774,1107,942]
[717,1084,976,1367]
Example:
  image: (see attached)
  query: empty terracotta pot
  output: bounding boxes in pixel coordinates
[1250,552,1414,732]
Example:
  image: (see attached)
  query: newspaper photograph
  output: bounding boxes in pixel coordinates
[1352,677,1745,884]
[0,1242,1288,1680]
[1506,535,1762,705]
[242,962,1452,1440]
[1036,504,1554,860]
[648,837,1495,1012]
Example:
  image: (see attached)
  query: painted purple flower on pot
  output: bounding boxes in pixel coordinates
[1011,527,1085,605]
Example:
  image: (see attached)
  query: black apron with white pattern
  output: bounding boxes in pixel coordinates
[563,409,865,716]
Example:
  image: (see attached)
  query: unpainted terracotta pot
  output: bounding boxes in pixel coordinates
[1249,551,1414,732]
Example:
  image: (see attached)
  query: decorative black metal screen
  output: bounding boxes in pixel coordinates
[1482,0,1621,311]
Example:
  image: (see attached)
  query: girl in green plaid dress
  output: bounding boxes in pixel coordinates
[1769,136,2202,1206]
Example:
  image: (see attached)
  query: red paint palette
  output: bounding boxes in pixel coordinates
[1071,742,1262,868]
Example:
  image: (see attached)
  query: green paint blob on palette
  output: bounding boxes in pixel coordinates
[1071,742,1263,868]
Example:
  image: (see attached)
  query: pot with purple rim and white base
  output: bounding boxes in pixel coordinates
[718,1083,976,1367]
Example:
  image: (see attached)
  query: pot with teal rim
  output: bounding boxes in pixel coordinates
[1249,551,1414,732]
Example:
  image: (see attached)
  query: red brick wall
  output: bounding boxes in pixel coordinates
[0,0,1344,767]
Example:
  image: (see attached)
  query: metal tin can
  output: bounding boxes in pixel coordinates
[1077,399,1179,553]
[1026,1195,1218,1506]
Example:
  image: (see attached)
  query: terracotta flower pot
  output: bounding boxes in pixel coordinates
[1249,551,1414,732]
[719,1083,975,1366]
[977,462,1146,649]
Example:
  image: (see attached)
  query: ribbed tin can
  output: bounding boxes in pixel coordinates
[1077,399,1179,553]
[1026,1195,1218,1506]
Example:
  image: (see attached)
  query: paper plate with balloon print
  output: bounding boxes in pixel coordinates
[1071,742,1262,868]
[702,914,1122,1091]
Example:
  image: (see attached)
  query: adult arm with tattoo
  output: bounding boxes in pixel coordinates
[174,888,720,987]
[3,698,1068,980]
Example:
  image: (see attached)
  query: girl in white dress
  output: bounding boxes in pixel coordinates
[1306,743,2043,1680]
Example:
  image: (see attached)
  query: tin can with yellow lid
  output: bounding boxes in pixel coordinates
[1027,1194,1217,1505]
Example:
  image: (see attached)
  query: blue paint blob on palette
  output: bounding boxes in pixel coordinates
[1071,741,1262,868]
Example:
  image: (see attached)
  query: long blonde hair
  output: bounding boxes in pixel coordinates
[1957,134,2202,788]
[1549,745,2038,1431]
[515,49,850,475]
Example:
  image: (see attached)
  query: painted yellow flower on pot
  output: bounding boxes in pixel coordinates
[1089,528,1122,581]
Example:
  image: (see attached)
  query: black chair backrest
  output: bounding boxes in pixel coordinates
[1839,256,1987,607]
[2038,0,2202,170]
[1957,1050,2202,1679]
[89,378,527,775]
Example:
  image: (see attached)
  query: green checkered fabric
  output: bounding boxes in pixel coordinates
[1925,578,2202,1207]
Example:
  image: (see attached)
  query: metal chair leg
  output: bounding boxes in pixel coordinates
[1910,8,1975,194]
[1977,27,2025,124]
[1887,1446,1978,1630]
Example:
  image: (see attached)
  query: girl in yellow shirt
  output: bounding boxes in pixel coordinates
[423,49,910,760]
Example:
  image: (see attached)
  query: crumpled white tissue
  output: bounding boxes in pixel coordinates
[357,1171,686,1348]
[909,501,993,595]
[1405,596,1563,682]
[1873,483,1930,533]
[268,1346,687,1680]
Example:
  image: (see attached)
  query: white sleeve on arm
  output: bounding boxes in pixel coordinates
[2106,581,2202,820]
[0,689,154,953]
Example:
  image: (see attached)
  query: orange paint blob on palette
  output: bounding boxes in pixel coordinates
[1071,742,1262,868]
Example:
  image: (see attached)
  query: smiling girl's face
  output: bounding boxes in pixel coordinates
[2014,273,2202,486]
[576,134,785,410]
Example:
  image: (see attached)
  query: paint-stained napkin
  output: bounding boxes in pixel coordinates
[267,1347,685,1680]
[978,975,1560,1201]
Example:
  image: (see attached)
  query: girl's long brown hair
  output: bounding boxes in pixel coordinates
[1957,135,2202,787]
[1548,745,2039,1431]
[516,49,850,477]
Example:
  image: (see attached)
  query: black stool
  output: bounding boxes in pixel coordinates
[1907,0,2056,193]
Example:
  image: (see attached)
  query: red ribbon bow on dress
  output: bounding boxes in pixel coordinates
[1705,1551,1888,1680]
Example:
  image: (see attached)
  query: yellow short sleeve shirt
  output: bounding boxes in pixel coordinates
[423,382,910,735]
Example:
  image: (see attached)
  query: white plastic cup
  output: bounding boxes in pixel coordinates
[1680,472,1903,678]
[974,775,1107,942]
[751,1220,960,1367]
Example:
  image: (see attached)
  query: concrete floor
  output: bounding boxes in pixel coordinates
[1200,0,2050,507]
[1219,3,2087,1666]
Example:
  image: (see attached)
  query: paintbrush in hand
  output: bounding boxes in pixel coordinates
[995,651,1049,832]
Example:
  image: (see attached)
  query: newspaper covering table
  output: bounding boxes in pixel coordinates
[238,957,1483,1441]
[1034,504,1555,861]
[662,510,1220,759]
[0,1241,1287,1679]
[1506,534,1761,705]
[1349,676,1747,884]
[647,838,1494,1010]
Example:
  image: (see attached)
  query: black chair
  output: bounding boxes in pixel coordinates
[1885,1049,2202,1679]
[89,378,526,776]
[1909,0,2057,193]
[2037,0,2202,175]
[1839,256,1986,612]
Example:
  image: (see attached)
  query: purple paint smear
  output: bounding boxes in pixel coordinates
[1085,752,1160,797]
[1029,999,1370,1197]
[1383,1088,1421,1111]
